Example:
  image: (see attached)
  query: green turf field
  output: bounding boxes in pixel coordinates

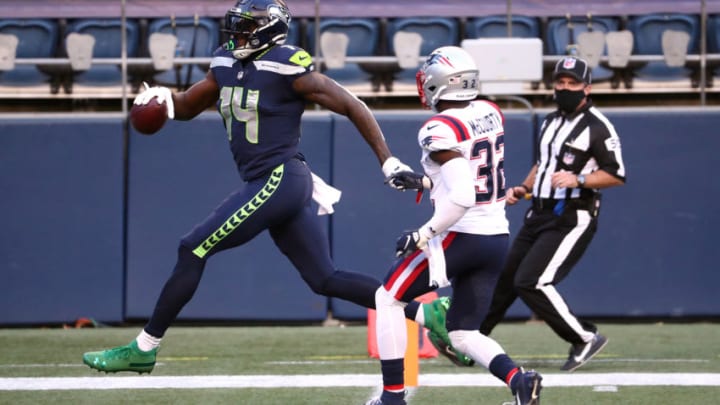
[1,322,719,404]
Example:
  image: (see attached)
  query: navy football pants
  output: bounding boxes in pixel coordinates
[145,158,379,337]
[383,232,508,332]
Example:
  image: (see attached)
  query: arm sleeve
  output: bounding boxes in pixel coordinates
[420,157,474,236]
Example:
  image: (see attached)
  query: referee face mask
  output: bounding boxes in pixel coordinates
[554,88,586,114]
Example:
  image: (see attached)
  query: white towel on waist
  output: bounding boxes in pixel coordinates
[311,172,342,215]
[423,235,449,288]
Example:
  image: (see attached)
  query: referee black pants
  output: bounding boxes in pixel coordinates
[480,206,598,344]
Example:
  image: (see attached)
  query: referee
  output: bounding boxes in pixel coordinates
[479,56,626,372]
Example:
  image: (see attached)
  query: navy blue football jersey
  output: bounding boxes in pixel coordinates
[210,44,315,180]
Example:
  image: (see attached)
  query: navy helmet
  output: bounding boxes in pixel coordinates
[223,0,291,59]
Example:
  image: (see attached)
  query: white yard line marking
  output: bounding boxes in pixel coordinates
[0,373,719,390]
[420,373,720,387]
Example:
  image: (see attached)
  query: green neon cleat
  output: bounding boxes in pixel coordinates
[422,296,451,336]
[82,340,157,374]
[423,297,475,367]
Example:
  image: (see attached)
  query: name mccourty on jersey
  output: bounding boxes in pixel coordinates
[468,112,501,136]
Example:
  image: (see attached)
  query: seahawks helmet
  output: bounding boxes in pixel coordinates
[416,46,479,111]
[223,0,291,59]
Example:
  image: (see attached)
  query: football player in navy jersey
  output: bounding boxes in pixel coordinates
[82,0,449,374]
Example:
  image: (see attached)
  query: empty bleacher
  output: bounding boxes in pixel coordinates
[385,17,461,92]
[544,15,622,87]
[626,13,702,87]
[306,18,381,91]
[0,19,60,94]
[64,18,141,92]
[466,15,541,39]
[0,0,719,107]
[147,16,219,91]
[708,14,720,86]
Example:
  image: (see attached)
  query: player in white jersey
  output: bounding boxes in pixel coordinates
[365,46,541,405]
[418,99,509,236]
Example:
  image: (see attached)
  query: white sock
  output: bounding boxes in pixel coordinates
[414,304,425,326]
[136,329,162,352]
[449,330,505,368]
[375,287,408,359]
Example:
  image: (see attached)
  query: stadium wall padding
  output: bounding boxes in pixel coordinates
[0,108,718,325]
[0,117,125,325]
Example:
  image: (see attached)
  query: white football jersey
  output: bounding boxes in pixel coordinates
[418,100,509,235]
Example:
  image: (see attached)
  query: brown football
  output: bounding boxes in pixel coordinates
[130,97,168,135]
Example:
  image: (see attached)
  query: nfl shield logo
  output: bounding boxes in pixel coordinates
[563,152,575,166]
[563,58,577,69]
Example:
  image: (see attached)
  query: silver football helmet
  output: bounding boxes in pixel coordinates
[416,46,479,111]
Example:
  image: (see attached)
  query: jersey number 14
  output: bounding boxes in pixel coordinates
[219,86,260,143]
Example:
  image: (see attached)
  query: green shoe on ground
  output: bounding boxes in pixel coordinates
[423,297,475,367]
[82,340,157,374]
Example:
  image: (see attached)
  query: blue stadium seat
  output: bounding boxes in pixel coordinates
[305,18,380,88]
[386,17,460,89]
[709,15,720,54]
[65,19,140,88]
[0,19,58,89]
[545,16,621,84]
[466,15,541,39]
[708,14,720,86]
[148,17,219,90]
[626,13,701,86]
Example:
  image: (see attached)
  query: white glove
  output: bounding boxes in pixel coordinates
[134,82,175,119]
[382,156,413,189]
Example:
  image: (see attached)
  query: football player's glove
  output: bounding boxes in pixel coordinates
[385,170,433,191]
[134,82,175,119]
[395,227,432,257]
[382,157,413,190]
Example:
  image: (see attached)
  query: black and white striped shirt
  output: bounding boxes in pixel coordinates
[534,101,626,200]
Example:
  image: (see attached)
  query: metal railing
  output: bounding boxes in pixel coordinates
[3,53,719,99]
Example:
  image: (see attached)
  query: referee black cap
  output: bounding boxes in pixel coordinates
[553,57,592,84]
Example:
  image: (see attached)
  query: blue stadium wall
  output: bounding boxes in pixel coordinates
[1,108,718,325]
